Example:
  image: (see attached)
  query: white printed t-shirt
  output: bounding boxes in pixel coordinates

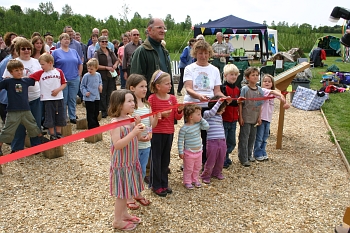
[30,68,66,101]
[183,63,222,107]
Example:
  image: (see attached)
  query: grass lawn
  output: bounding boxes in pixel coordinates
[308,56,350,160]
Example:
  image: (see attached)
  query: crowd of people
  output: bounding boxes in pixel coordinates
[0,17,291,231]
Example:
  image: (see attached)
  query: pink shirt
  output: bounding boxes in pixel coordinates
[117,46,125,66]
[261,88,274,122]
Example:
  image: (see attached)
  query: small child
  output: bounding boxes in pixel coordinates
[80,58,103,129]
[125,74,160,209]
[253,74,289,161]
[108,89,144,231]
[201,96,229,184]
[178,104,209,189]
[148,70,183,197]
[0,60,43,155]
[238,67,264,167]
[30,53,67,140]
[221,64,242,169]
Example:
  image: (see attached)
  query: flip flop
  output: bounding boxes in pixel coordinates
[134,197,151,206]
[125,215,142,224]
[126,201,139,210]
[114,221,136,231]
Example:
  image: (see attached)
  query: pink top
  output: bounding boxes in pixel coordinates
[261,88,274,122]
[117,46,125,65]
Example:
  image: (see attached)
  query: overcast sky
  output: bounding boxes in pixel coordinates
[1,0,350,27]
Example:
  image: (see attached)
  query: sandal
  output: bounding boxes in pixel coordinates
[126,201,139,210]
[134,196,151,206]
[124,215,142,224]
[113,221,136,231]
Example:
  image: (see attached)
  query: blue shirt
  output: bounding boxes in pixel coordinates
[52,48,82,81]
[0,78,35,111]
[56,39,83,59]
[80,72,102,101]
[94,41,114,51]
[0,55,11,104]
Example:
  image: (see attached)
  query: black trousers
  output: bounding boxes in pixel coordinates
[201,107,209,164]
[85,100,100,129]
[177,68,185,93]
[150,133,173,190]
[100,78,116,113]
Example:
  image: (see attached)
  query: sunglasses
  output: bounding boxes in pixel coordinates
[100,41,108,43]
[133,34,139,36]
[21,47,32,51]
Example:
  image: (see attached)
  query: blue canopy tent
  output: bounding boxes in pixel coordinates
[194,15,269,60]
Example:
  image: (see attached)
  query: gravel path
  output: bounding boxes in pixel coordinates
[0,93,349,233]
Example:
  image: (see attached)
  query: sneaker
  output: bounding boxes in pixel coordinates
[180,164,184,171]
[0,148,3,156]
[152,188,167,197]
[263,156,269,161]
[215,174,225,180]
[227,159,232,165]
[56,133,63,139]
[202,178,210,184]
[177,91,182,96]
[255,156,265,162]
[249,156,256,162]
[242,161,251,167]
[40,136,50,144]
[50,135,58,140]
[184,183,194,190]
[144,176,150,184]
[193,182,202,188]
[164,187,172,194]
[223,163,230,169]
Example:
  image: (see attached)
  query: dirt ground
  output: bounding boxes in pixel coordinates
[1,86,349,233]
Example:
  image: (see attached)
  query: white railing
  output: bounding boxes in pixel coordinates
[171,60,180,76]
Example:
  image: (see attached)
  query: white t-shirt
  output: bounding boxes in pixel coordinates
[3,57,41,101]
[183,62,222,107]
[30,68,66,101]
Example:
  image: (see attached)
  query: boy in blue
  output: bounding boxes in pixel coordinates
[238,67,264,167]
[0,60,42,156]
[80,58,102,129]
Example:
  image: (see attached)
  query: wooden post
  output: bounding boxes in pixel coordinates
[62,124,72,137]
[76,118,88,130]
[43,146,64,159]
[276,92,286,149]
[85,133,103,143]
[97,111,102,121]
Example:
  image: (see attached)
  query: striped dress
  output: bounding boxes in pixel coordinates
[109,119,144,199]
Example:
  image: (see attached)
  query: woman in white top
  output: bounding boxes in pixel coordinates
[2,38,42,152]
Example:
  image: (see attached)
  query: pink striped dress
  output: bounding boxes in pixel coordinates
[109,119,144,199]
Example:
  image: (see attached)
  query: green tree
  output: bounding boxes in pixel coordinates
[38,1,54,15]
[164,14,175,30]
[10,5,23,14]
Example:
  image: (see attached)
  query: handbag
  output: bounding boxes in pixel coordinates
[220,57,226,63]
[292,86,328,111]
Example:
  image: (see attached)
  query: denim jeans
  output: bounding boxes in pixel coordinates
[11,97,42,151]
[138,147,150,179]
[119,65,125,89]
[63,77,80,120]
[223,121,237,165]
[254,120,270,158]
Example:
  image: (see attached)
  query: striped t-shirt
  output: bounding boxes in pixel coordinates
[203,100,225,140]
[133,105,151,149]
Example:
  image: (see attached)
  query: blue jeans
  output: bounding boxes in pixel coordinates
[11,97,42,151]
[254,120,270,158]
[119,65,125,89]
[223,121,237,165]
[63,77,80,120]
[139,147,151,179]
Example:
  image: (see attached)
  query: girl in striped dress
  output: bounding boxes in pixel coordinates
[109,89,145,231]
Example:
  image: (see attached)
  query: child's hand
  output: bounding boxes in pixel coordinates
[134,115,141,125]
[140,135,150,142]
[51,89,60,97]
[280,95,286,104]
[133,123,145,135]
[222,96,233,104]
[179,154,184,159]
[177,104,184,112]
[85,92,90,97]
[161,110,172,118]
[239,117,244,126]
[237,97,246,104]
[283,103,290,109]
[155,112,162,120]
[256,117,262,126]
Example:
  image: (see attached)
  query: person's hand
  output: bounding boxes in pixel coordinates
[51,89,60,97]
[199,95,209,102]
[85,92,90,97]
[280,95,286,104]
[133,123,145,136]
[179,154,184,159]
[140,134,150,142]
[257,117,262,126]
[134,115,141,125]
[237,97,246,104]
[239,117,244,126]
[283,103,290,109]
[177,104,184,112]
[161,110,172,118]
[155,112,162,120]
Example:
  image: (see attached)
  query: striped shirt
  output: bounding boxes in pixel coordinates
[133,105,151,149]
[177,118,209,154]
[203,101,225,140]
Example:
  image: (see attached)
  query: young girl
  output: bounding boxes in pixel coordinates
[253,74,289,161]
[125,74,160,209]
[108,89,145,231]
[178,104,209,189]
[80,58,102,129]
[148,70,183,197]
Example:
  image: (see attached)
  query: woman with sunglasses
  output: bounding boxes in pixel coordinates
[52,33,83,124]
[94,36,118,118]
[2,38,44,152]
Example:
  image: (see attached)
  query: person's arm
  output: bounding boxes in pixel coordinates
[213,85,224,97]
[199,118,209,131]
[110,123,144,150]
[269,89,286,103]
[177,127,185,159]
[184,80,209,102]
[203,100,223,119]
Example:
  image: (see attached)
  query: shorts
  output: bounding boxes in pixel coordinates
[43,99,66,128]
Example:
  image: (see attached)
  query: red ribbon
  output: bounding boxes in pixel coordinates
[0,96,274,165]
